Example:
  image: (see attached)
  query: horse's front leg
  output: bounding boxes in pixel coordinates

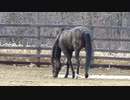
[75,50,80,79]
[68,60,75,79]
[64,61,69,78]
[62,50,75,79]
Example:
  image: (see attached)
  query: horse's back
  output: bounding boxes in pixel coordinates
[59,27,90,51]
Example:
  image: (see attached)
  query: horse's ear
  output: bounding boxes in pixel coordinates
[61,28,64,32]
[56,28,64,35]
[56,29,60,35]
[61,63,63,67]
[51,56,54,64]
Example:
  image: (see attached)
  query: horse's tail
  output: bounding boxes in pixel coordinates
[83,32,92,78]
[51,28,63,63]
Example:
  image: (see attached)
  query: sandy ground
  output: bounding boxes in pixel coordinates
[0,64,130,86]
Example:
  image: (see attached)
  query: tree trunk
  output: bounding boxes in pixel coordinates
[117,12,123,36]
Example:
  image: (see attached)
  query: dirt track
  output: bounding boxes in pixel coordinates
[0,64,130,86]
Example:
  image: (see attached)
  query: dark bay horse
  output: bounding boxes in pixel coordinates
[51,26,92,79]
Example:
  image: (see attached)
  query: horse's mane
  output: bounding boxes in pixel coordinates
[51,28,64,62]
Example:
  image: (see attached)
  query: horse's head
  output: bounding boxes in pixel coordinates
[51,28,62,78]
[51,57,61,78]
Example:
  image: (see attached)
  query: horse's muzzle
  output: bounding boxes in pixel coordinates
[53,75,58,78]
[53,72,58,78]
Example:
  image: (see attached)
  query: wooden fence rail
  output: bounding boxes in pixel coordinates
[0,24,130,68]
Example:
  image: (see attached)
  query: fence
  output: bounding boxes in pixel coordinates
[0,24,130,68]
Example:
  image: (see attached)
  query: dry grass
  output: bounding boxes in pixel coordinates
[0,43,130,65]
[94,52,130,65]
[0,49,52,62]
[0,64,130,86]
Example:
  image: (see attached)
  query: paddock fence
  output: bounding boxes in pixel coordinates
[0,24,130,68]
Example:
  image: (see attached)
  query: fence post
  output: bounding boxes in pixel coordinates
[37,27,41,67]
[90,26,94,66]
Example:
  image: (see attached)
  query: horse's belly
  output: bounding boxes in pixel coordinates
[59,37,74,51]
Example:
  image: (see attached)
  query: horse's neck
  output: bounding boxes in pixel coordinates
[55,45,61,60]
[52,40,61,61]
[52,30,62,61]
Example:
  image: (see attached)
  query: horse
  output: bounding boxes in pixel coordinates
[51,26,92,79]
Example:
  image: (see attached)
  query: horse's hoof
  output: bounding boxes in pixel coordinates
[64,76,68,78]
[75,74,79,79]
[85,73,89,78]
[75,76,78,79]
[72,75,75,79]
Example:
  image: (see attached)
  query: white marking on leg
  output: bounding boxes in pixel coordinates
[75,74,79,79]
